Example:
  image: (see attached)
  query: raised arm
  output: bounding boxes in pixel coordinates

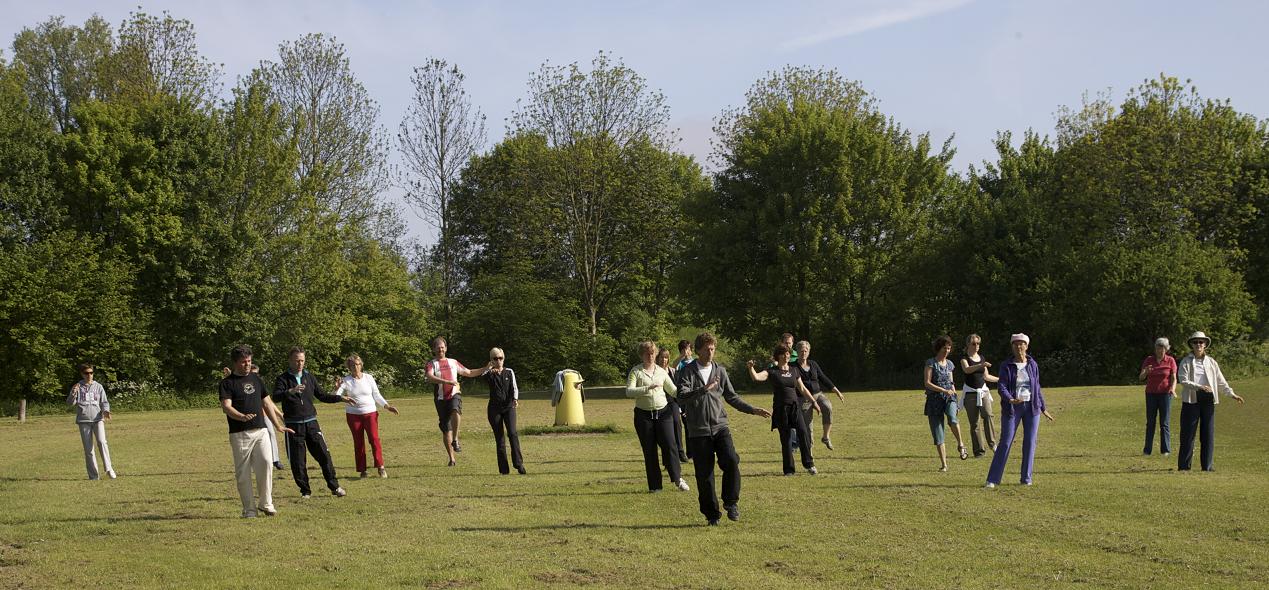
[746,360,768,382]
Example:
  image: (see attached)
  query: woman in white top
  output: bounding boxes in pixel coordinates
[625,341,689,492]
[334,354,398,478]
[67,363,115,480]
[959,334,1000,458]
[1175,331,1244,472]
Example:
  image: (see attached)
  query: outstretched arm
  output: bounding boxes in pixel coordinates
[747,360,769,382]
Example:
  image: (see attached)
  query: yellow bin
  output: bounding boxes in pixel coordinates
[552,369,586,426]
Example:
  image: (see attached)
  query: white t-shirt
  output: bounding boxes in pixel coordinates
[1193,359,1210,390]
[336,374,387,414]
[1014,362,1032,402]
[697,363,715,385]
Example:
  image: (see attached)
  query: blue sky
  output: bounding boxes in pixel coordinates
[3,0,1266,243]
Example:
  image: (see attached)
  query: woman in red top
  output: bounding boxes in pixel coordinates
[1138,337,1178,456]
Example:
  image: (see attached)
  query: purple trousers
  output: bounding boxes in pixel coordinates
[987,401,1040,485]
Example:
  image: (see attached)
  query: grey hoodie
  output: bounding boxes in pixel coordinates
[673,361,758,438]
[67,381,109,423]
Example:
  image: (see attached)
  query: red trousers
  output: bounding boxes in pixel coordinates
[345,411,384,472]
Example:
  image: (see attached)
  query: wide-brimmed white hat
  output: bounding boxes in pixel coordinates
[1187,331,1211,345]
[1010,333,1030,344]
[1154,337,1170,349]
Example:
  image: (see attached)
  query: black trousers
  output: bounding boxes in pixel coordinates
[1178,393,1216,471]
[487,402,524,474]
[634,407,681,490]
[687,429,741,521]
[776,404,814,474]
[286,420,340,495]
[664,396,689,459]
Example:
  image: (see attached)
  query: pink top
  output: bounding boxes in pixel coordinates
[1141,354,1176,395]
[430,358,468,400]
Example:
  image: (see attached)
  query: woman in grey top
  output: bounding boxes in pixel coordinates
[66,363,115,480]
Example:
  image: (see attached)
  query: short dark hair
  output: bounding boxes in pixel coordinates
[933,335,953,354]
[77,362,94,374]
[772,343,791,359]
[694,332,717,351]
[288,346,305,357]
[231,344,253,361]
[780,332,794,342]
[678,339,691,353]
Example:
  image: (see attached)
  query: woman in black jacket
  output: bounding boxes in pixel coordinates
[484,347,525,475]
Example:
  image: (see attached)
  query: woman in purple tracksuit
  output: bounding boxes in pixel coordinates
[985,333,1055,488]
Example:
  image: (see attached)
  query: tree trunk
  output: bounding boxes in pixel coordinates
[18,398,26,423]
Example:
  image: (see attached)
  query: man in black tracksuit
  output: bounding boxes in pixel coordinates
[272,346,351,498]
[674,332,772,525]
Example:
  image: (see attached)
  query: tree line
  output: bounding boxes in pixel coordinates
[2,11,1266,408]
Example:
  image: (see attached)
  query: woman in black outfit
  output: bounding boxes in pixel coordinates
[794,340,845,450]
[484,347,525,475]
[749,344,821,475]
[658,347,690,463]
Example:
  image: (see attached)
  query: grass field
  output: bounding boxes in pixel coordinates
[1,380,1266,589]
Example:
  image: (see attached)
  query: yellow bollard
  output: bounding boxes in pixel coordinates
[552,369,586,426]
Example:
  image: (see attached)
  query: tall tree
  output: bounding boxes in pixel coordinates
[104,9,222,106]
[398,58,486,330]
[9,15,113,131]
[688,66,955,382]
[508,52,682,335]
[248,33,393,235]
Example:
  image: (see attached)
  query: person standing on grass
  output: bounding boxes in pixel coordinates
[220,344,292,518]
[675,332,771,525]
[224,363,284,470]
[626,341,690,493]
[335,354,399,478]
[1139,337,1178,457]
[425,336,489,467]
[749,344,820,476]
[958,334,1000,458]
[985,334,1055,489]
[484,347,525,475]
[794,340,845,450]
[67,363,115,480]
[925,335,969,471]
[273,347,351,498]
[1176,332,1244,472]
[658,347,690,463]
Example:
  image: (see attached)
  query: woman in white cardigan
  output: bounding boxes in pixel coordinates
[625,341,689,492]
[1175,331,1244,472]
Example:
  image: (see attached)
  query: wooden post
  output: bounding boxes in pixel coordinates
[18,398,26,423]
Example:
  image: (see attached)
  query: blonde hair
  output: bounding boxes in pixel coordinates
[489,347,505,360]
[346,353,363,365]
[638,340,658,355]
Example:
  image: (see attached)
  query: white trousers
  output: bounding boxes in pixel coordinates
[229,428,274,517]
[78,421,113,479]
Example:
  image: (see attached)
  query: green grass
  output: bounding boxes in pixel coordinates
[2,380,1267,589]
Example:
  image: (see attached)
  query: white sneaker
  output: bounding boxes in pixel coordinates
[259,506,277,516]
[984,482,997,489]
[675,478,690,491]
[808,466,818,475]
[106,470,117,479]
[332,487,346,497]
[377,467,388,479]
[301,494,312,499]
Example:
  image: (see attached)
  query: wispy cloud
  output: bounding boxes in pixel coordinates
[780,0,975,50]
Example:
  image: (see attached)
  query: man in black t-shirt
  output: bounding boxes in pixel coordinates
[219,344,292,518]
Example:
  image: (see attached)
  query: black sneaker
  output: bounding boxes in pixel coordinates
[517,466,527,475]
[707,519,719,526]
[725,504,740,522]
[452,439,462,453]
